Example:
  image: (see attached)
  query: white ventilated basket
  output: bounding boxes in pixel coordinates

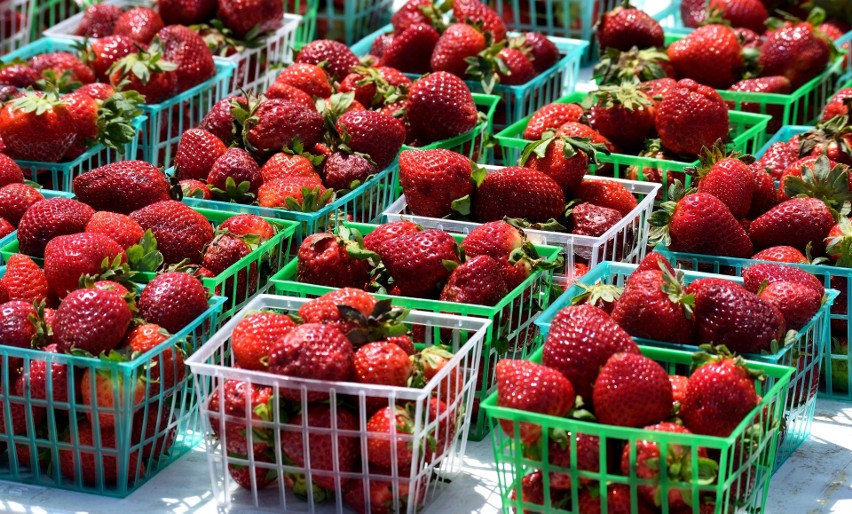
[0,0,32,55]
[185,294,488,513]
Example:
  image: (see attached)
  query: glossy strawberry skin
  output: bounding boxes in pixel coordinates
[577,179,638,217]
[0,183,43,227]
[598,5,664,51]
[681,358,759,437]
[654,79,729,157]
[363,221,422,253]
[217,0,283,39]
[612,270,693,343]
[113,7,164,45]
[0,97,77,162]
[377,229,461,298]
[440,255,509,306]
[174,128,227,181]
[138,272,210,334]
[43,232,127,298]
[523,103,585,140]
[296,232,371,289]
[55,288,133,356]
[667,193,753,257]
[245,99,324,161]
[17,198,95,258]
[398,148,473,218]
[76,3,123,37]
[380,23,440,74]
[130,201,214,265]
[405,71,478,144]
[759,21,831,89]
[741,263,825,296]
[759,280,822,330]
[748,198,835,254]
[295,39,359,80]
[337,110,405,171]
[593,352,673,428]
[667,25,744,89]
[157,25,216,92]
[473,166,566,224]
[697,157,754,219]
[73,160,172,215]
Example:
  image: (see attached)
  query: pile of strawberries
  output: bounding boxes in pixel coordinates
[365,0,561,92]
[208,288,466,512]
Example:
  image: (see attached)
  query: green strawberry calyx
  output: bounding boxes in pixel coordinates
[659,262,695,319]
[209,175,257,203]
[108,45,178,85]
[593,47,670,87]
[691,344,765,381]
[588,78,655,114]
[94,88,145,151]
[8,90,63,115]
[340,299,411,347]
[571,281,623,307]
[783,154,852,216]
[351,65,409,108]
[826,216,852,266]
[647,180,687,246]
[28,299,54,350]
[464,30,508,95]
[686,139,754,184]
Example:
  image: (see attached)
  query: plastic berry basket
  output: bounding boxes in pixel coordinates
[0,0,33,55]
[268,221,562,441]
[27,0,90,40]
[382,167,659,283]
[540,261,836,472]
[174,163,397,250]
[185,293,487,512]
[44,0,304,95]
[9,115,146,193]
[0,207,298,323]
[0,271,226,497]
[313,0,392,46]
[495,91,772,202]
[482,342,793,514]
[350,24,589,130]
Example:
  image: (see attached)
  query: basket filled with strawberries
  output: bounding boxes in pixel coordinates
[0,173,300,321]
[383,148,660,281]
[44,0,306,94]
[313,0,393,45]
[269,220,563,440]
[2,36,235,168]
[558,254,836,471]
[483,338,793,514]
[0,0,31,55]
[0,261,227,496]
[349,0,589,129]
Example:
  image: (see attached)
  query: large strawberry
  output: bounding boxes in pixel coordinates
[473,166,566,224]
[76,3,123,37]
[43,233,127,298]
[200,96,246,144]
[405,72,478,144]
[231,311,297,371]
[693,144,754,219]
[201,233,258,302]
[587,81,656,152]
[380,23,440,74]
[113,7,164,44]
[708,0,768,33]
[593,352,673,427]
[80,35,136,83]
[0,254,48,305]
[759,19,832,88]
[0,300,37,355]
[28,52,95,84]
[376,229,461,298]
[398,148,477,218]
[667,24,744,89]
[217,0,283,39]
[523,103,585,141]
[654,79,729,157]
[17,198,95,258]
[430,23,487,76]
[0,91,77,162]
[353,341,413,391]
[271,63,332,99]
[597,3,664,51]
[156,25,215,92]
[439,255,509,305]
[55,288,132,355]
[206,378,275,456]
[522,136,606,197]
[576,179,638,216]
[336,109,405,170]
[296,39,360,80]
[174,128,227,181]
[296,230,372,289]
[542,305,640,402]
[748,197,836,254]
[138,272,210,333]
[741,262,824,295]
[238,98,324,161]
[611,267,694,344]
[80,355,145,429]
[130,201,214,265]
[729,76,792,133]
[759,280,822,330]
[207,148,263,201]
[363,220,422,253]
[73,160,172,215]
[109,48,178,104]
[453,0,506,41]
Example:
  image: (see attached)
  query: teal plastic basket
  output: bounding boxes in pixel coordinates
[0,0,32,55]
[314,0,393,45]
[0,189,73,250]
[542,261,835,472]
[0,264,226,496]
[350,24,589,130]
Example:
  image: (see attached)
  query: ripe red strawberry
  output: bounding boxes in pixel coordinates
[207,147,262,200]
[338,66,412,109]
[297,232,371,288]
[748,161,779,219]
[597,3,664,51]
[156,25,215,93]
[554,121,617,151]
[612,268,694,343]
[651,192,753,257]
[526,430,600,490]
[694,146,754,219]
[640,77,679,105]
[749,198,835,254]
[207,378,275,455]
[43,233,127,298]
[473,166,566,224]
[297,288,377,337]
[157,0,216,24]
[82,35,136,83]
[0,91,77,162]
[1,254,48,304]
[759,280,822,330]
[439,255,509,305]
[268,323,354,401]
[495,359,574,444]
[55,288,132,355]
[576,179,638,217]
[380,23,440,74]
[242,99,324,160]
[363,221,422,253]
[272,63,332,99]
[398,148,475,218]
[757,140,799,181]
[17,198,95,258]
[230,312,296,371]
[453,0,506,41]
[219,214,276,242]
[729,76,792,133]
[680,0,707,27]
[519,32,559,74]
[741,263,824,296]
[28,52,95,84]
[569,202,621,237]
[174,129,227,181]
[260,152,320,184]
[391,0,438,35]
[523,103,585,140]
[323,152,377,190]
[257,176,333,209]
[587,83,656,152]
[265,82,316,109]
[578,483,657,514]
[336,109,405,170]
[354,340,413,389]
[406,72,478,144]
[109,47,179,105]
[377,229,461,298]
[681,353,760,437]
[655,79,729,157]
[670,374,689,405]
[113,7,164,44]
[0,155,21,191]
[0,300,37,354]
[76,3,124,37]
[495,47,536,85]
[364,405,419,470]
[199,96,245,144]
[73,160,172,215]
[667,25,743,89]
[296,39,359,80]
[593,352,673,427]
[131,201,213,265]
[822,87,852,122]
[759,20,831,88]
[123,322,183,389]
[0,63,38,88]
[202,233,257,299]
[138,272,209,333]
[20,343,71,410]
[217,0,283,39]
[507,471,569,513]
[76,82,116,101]
[752,246,809,263]
[542,305,640,401]
[80,357,145,428]
[689,278,786,354]
[179,179,211,199]
[58,420,144,485]
[523,136,600,197]
[0,218,13,239]
[709,0,768,33]
[460,220,525,263]
[281,404,358,491]
[431,23,486,76]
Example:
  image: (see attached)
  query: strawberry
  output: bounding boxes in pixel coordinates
[495,359,574,444]
[76,3,124,37]
[693,144,754,219]
[0,91,77,162]
[58,420,144,485]
[281,404,358,491]
[265,82,316,110]
[76,82,116,101]
[296,288,377,337]
[157,0,216,24]
[207,147,262,201]
[569,202,621,237]
[406,72,478,144]
[522,136,604,197]
[0,218,12,239]
[593,352,673,427]
[759,20,831,88]
[322,152,377,190]
[17,198,95,258]
[80,356,145,429]
[577,483,656,514]
[272,63,332,99]
[667,24,743,89]
[174,128,227,181]
[398,148,477,218]
[495,47,536,85]
[526,430,600,490]
[650,192,753,257]
[377,229,461,298]
[392,0,441,35]
[554,121,617,152]
[82,35,136,83]
[20,343,71,409]
[759,280,822,330]
[156,25,215,92]
[542,305,640,402]
[124,323,183,389]
[43,232,127,298]
[73,160,172,215]
[202,233,257,300]
[431,23,487,76]
[55,288,132,355]
[180,179,211,199]
[440,255,509,305]
[640,77,679,105]
[113,7,164,44]
[338,66,412,109]
[594,47,675,86]
[621,422,714,510]
[131,201,214,265]
[268,323,354,401]
[363,405,420,471]
[752,246,809,263]
[822,87,852,122]
[708,0,768,33]
[207,378,275,455]
[256,176,333,210]
[240,98,324,160]
[689,278,786,354]
[217,0,283,39]
[521,32,559,73]
[680,0,706,27]
[729,76,792,133]
[297,231,372,288]
[741,263,824,296]
[230,312,296,371]
[0,254,48,304]
[576,179,638,217]
[109,48,178,104]
[363,220,422,253]
[0,300,37,353]
[199,96,246,144]
[597,3,665,52]
[453,0,506,41]
[336,109,405,170]
[797,118,852,167]
[219,214,276,242]
[612,268,694,343]
[28,52,95,84]
[473,166,566,224]
[138,272,209,333]
[508,471,569,513]
[670,374,689,405]
[749,198,835,254]
[681,352,760,437]
[0,64,38,88]
[587,82,656,152]
[296,39,359,80]
[380,23,440,74]
[354,341,413,389]
[654,79,729,157]
[757,140,799,180]
[260,152,321,184]
[523,103,585,141]
[460,220,525,263]
[0,155,21,190]
[748,161,779,219]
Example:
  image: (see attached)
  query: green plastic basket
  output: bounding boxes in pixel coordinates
[10,115,145,192]
[0,189,73,250]
[495,91,772,202]
[269,221,562,441]
[482,343,793,514]
[541,261,835,472]
[0,207,298,322]
[0,264,226,497]
[0,0,32,55]
[350,24,589,130]
[28,0,87,40]
[314,0,393,46]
